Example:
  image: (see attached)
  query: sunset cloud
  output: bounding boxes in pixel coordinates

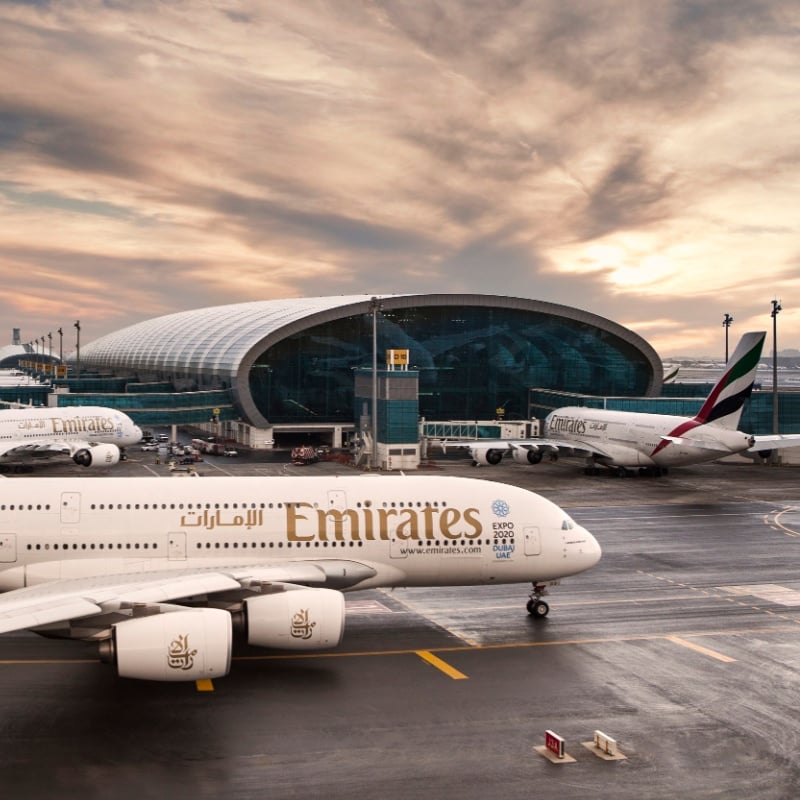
[1,0,798,357]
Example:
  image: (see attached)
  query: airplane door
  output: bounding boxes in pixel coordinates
[168,532,187,561]
[523,527,541,556]
[0,534,16,563]
[60,492,81,524]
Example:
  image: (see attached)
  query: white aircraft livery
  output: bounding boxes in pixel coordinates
[455,331,800,475]
[0,406,142,471]
[0,474,601,681]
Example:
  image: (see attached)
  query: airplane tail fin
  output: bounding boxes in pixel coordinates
[692,331,765,429]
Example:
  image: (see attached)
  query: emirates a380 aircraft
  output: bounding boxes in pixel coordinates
[455,331,800,475]
[0,474,601,682]
[0,405,142,471]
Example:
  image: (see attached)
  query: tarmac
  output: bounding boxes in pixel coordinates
[0,444,799,799]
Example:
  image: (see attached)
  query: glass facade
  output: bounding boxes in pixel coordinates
[251,306,655,424]
[77,295,661,428]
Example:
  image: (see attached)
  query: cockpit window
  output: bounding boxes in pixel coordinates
[561,517,575,530]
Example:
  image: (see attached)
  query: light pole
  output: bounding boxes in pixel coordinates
[369,297,382,470]
[771,299,781,436]
[722,313,733,362]
[47,331,52,359]
[57,327,63,363]
[74,320,81,379]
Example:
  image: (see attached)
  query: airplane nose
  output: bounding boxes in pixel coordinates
[567,526,602,574]
[585,529,602,567]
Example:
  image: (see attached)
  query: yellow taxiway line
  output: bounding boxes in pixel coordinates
[415,649,468,679]
[665,635,736,663]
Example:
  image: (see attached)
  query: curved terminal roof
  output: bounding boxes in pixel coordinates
[0,343,35,369]
[78,294,662,428]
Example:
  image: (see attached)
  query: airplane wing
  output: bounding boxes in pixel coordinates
[0,439,121,468]
[442,438,605,462]
[0,439,74,462]
[0,560,377,637]
[748,434,800,454]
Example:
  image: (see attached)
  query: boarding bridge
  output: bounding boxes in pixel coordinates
[420,419,540,441]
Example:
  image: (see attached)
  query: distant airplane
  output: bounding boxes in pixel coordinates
[0,474,601,681]
[448,331,800,475]
[0,405,142,471]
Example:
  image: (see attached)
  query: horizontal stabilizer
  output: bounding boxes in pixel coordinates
[748,434,800,453]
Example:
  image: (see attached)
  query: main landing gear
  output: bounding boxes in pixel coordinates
[526,583,550,619]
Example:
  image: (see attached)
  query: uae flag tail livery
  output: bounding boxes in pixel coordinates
[692,331,765,430]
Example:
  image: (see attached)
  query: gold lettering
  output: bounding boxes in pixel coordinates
[462,507,482,538]
[278,503,484,544]
[286,502,315,541]
[377,508,396,541]
[363,507,376,540]
[439,508,462,539]
[421,506,437,539]
[316,508,360,541]
[395,509,419,540]
[48,415,116,436]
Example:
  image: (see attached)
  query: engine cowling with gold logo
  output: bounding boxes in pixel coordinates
[100,608,232,681]
[512,448,543,464]
[73,443,121,468]
[244,586,345,650]
[471,446,504,466]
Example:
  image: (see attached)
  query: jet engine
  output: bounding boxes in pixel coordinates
[99,608,232,681]
[244,587,345,650]
[73,444,121,468]
[512,448,543,465]
[470,447,504,466]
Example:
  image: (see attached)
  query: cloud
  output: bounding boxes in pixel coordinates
[0,0,798,356]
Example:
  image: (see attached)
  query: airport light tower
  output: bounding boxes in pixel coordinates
[74,319,81,379]
[369,296,382,470]
[771,300,781,436]
[722,313,733,362]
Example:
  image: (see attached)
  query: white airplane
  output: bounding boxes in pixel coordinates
[0,474,601,682]
[452,331,800,475]
[0,406,142,471]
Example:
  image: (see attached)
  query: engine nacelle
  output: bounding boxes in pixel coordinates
[245,587,345,650]
[100,608,232,681]
[512,448,543,465]
[73,443,121,468]
[471,447,504,466]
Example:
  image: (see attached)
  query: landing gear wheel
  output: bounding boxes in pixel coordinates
[527,599,549,618]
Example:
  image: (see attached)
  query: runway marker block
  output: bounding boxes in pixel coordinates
[534,730,576,764]
[581,730,627,761]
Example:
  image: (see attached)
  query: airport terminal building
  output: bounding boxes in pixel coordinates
[75,294,662,442]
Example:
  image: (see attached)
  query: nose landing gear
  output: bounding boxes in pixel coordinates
[526,583,550,618]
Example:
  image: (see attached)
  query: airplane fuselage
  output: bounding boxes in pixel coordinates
[0,406,141,449]
[0,475,600,591]
[545,407,754,468]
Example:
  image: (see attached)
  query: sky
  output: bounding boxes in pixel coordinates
[1,0,799,360]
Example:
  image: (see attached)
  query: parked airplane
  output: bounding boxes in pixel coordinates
[0,474,601,681]
[0,406,142,471]
[451,331,800,475]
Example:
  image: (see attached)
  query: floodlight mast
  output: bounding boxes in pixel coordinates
[722,313,733,362]
[771,300,781,436]
[369,297,382,470]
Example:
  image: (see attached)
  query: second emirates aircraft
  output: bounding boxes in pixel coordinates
[457,331,800,475]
